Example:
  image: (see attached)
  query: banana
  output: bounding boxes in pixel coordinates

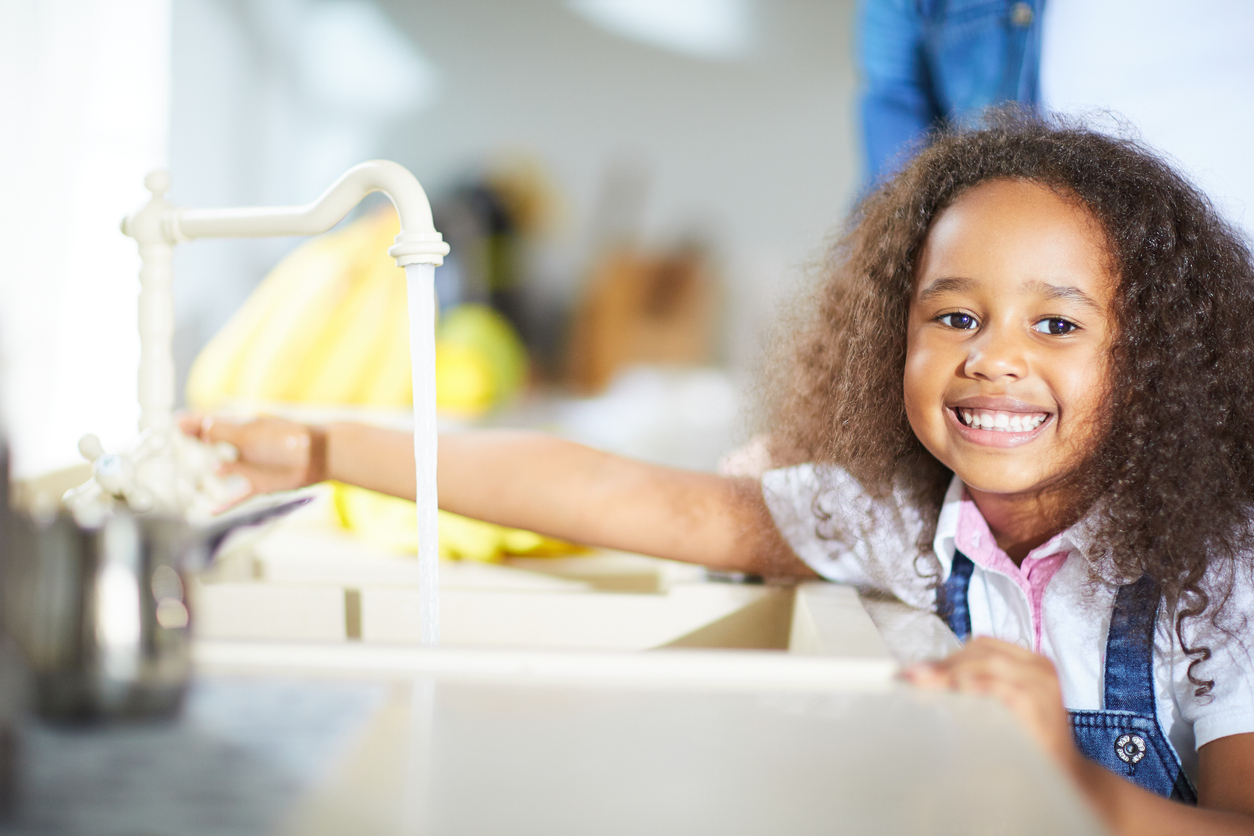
[331,482,585,563]
[355,275,414,406]
[235,235,365,402]
[291,213,407,403]
[185,236,327,408]
[187,223,369,406]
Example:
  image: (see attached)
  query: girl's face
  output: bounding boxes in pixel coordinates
[904,179,1116,500]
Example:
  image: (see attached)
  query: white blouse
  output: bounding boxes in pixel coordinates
[762,464,1254,783]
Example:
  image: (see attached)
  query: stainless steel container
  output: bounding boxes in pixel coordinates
[2,498,306,722]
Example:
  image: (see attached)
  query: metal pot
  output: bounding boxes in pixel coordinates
[2,497,307,722]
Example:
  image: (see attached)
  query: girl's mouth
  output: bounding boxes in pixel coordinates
[947,406,1052,447]
[955,408,1047,432]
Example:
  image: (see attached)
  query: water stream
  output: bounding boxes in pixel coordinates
[404,263,440,646]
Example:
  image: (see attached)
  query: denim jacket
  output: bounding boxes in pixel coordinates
[858,0,1045,182]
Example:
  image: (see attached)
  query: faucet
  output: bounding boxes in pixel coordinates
[67,160,448,517]
[65,160,448,645]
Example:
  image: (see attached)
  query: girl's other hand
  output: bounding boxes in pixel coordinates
[179,413,327,502]
[903,636,1081,773]
[905,642,1254,835]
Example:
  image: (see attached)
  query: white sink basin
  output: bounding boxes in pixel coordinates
[193,522,892,656]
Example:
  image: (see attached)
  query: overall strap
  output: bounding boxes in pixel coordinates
[1104,575,1162,715]
[938,550,975,642]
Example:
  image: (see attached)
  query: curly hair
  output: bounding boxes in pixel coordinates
[767,112,1254,695]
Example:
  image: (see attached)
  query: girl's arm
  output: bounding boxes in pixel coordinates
[1072,734,1254,835]
[906,637,1254,835]
[182,416,813,577]
[435,430,807,574]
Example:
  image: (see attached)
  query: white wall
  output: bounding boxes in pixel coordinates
[0,0,170,478]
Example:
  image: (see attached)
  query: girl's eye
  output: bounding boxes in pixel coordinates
[938,313,977,330]
[1033,318,1079,336]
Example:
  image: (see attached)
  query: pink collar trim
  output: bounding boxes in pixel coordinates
[954,493,1070,652]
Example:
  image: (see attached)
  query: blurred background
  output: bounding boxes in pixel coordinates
[0,0,860,481]
[4,0,1254,487]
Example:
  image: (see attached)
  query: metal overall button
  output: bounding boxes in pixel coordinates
[1011,2,1034,27]
[1115,733,1147,773]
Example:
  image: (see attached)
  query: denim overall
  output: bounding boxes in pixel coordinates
[940,551,1198,802]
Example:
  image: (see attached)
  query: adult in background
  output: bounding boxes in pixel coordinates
[859,0,1254,243]
[859,0,1044,183]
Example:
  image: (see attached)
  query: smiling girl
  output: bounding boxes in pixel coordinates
[186,116,1254,833]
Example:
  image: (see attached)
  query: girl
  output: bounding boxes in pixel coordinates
[185,115,1254,833]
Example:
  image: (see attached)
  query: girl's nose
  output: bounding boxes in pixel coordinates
[963,328,1028,381]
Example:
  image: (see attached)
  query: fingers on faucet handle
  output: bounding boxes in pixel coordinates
[191,415,252,448]
[177,412,208,438]
[186,415,324,487]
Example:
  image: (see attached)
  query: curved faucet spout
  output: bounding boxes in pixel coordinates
[110,158,449,470]
[105,159,446,640]
[126,160,449,267]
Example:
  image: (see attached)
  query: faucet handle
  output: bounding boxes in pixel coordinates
[144,169,170,199]
[78,434,105,462]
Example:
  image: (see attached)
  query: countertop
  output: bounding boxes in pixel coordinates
[0,583,1106,836]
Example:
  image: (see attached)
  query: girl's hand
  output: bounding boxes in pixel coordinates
[179,413,326,502]
[907,638,1254,835]
[903,636,1081,773]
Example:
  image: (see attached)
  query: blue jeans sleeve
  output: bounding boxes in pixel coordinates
[858,0,940,184]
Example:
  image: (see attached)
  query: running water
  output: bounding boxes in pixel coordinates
[405,263,440,645]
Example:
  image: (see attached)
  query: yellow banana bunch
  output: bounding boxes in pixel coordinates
[332,482,584,563]
[187,211,413,408]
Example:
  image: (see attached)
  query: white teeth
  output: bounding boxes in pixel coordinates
[957,409,1047,432]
